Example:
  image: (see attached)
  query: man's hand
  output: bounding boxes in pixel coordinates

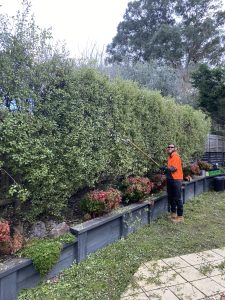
[160,166,168,173]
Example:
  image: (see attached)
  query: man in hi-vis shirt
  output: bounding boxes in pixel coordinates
[161,143,184,223]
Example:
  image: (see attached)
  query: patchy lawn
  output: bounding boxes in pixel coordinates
[19,191,225,300]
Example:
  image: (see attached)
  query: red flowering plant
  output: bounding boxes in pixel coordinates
[0,219,10,243]
[190,163,201,176]
[80,187,122,219]
[121,176,153,204]
[183,163,201,180]
[0,219,12,255]
[150,174,167,192]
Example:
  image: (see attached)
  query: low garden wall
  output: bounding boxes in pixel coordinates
[0,242,77,300]
[0,175,223,300]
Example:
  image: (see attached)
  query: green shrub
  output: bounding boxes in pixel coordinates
[0,68,211,221]
[19,233,75,277]
[20,239,62,277]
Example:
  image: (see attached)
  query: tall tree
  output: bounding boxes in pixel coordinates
[106,0,225,80]
[0,0,70,111]
[191,63,225,129]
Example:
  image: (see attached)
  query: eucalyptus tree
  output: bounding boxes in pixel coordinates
[106,0,225,81]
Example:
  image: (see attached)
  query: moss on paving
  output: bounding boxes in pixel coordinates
[19,191,225,300]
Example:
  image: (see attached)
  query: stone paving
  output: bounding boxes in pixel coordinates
[121,247,225,300]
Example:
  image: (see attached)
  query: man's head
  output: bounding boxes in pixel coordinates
[166,143,177,155]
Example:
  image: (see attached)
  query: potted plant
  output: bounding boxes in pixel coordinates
[197,160,213,176]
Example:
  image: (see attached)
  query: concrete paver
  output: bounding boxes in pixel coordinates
[169,282,205,300]
[162,256,190,269]
[175,265,207,281]
[211,274,225,288]
[146,288,179,299]
[139,269,186,292]
[191,277,225,297]
[206,295,224,300]
[212,247,225,257]
[198,250,224,262]
[195,259,225,277]
[143,260,169,272]
[121,247,225,300]
[179,253,209,265]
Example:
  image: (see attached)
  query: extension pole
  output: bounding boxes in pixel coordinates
[122,139,161,168]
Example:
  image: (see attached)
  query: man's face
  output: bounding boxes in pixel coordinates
[166,144,175,155]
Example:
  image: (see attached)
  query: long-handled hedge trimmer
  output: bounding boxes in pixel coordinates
[121,138,161,168]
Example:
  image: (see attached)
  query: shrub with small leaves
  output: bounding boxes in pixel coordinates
[20,239,62,277]
[19,233,75,277]
[121,176,153,204]
[80,188,122,218]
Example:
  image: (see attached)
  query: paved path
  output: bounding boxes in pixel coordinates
[121,247,225,299]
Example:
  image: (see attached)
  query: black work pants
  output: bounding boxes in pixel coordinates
[167,179,183,216]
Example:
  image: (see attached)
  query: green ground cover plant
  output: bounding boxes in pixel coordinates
[19,191,225,300]
[18,233,75,277]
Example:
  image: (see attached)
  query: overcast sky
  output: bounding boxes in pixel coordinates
[0,0,130,58]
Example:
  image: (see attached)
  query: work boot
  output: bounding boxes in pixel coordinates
[172,216,184,224]
[167,212,176,220]
[171,212,177,220]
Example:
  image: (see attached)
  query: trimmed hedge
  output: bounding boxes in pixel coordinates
[0,67,211,220]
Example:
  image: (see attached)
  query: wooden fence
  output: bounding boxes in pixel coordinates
[205,134,225,152]
[203,134,225,166]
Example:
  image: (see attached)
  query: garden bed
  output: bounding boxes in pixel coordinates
[0,175,223,300]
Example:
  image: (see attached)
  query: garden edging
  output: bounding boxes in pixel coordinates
[0,175,223,300]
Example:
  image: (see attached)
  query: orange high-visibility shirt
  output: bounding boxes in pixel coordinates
[167,151,183,180]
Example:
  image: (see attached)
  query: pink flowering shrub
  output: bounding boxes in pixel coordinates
[183,163,201,180]
[0,220,10,242]
[151,174,167,192]
[0,220,12,255]
[190,163,201,175]
[0,220,24,255]
[80,187,122,218]
[121,176,153,204]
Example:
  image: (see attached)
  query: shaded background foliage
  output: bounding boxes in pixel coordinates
[192,63,225,134]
